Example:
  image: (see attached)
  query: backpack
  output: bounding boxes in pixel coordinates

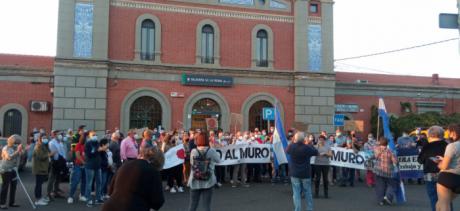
[192,148,212,181]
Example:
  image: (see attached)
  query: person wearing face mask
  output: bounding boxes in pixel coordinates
[47,130,67,199]
[85,131,106,207]
[33,134,51,206]
[0,135,23,209]
[232,132,249,188]
[67,132,87,204]
[364,133,377,187]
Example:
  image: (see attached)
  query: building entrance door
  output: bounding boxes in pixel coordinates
[191,98,221,130]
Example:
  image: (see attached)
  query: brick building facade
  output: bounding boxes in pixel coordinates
[0,0,459,139]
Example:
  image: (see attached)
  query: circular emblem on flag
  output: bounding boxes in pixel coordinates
[176,149,185,159]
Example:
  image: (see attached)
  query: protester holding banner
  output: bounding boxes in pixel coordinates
[314,135,332,198]
[188,132,221,211]
[417,126,449,211]
[210,131,225,187]
[231,133,249,188]
[340,135,356,187]
[372,137,398,206]
[287,132,318,211]
[436,124,460,211]
[364,133,377,187]
[161,133,184,193]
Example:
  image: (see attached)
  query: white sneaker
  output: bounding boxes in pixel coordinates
[35,199,48,206]
[165,186,171,191]
[217,182,222,187]
[79,196,87,202]
[178,187,184,193]
[67,197,74,204]
[42,196,50,203]
[103,194,110,200]
[170,187,177,193]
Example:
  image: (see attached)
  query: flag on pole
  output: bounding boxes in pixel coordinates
[378,97,406,203]
[272,105,289,169]
[378,98,395,151]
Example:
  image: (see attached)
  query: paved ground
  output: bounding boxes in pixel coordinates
[11,166,460,211]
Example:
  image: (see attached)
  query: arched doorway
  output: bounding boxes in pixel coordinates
[191,98,221,130]
[3,109,22,137]
[129,96,162,129]
[248,100,273,131]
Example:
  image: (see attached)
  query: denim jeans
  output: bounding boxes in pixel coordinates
[341,168,355,186]
[85,168,102,202]
[188,188,213,211]
[34,175,47,200]
[426,181,437,211]
[375,175,395,203]
[101,169,108,196]
[69,166,86,198]
[290,177,313,211]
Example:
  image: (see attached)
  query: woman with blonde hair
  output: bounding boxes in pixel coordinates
[435,124,460,211]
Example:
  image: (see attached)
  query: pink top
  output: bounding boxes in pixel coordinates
[120,136,138,160]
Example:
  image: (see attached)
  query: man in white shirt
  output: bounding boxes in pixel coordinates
[47,130,66,199]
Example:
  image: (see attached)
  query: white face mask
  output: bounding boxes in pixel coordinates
[336,133,341,136]
[91,136,98,141]
[42,139,49,144]
[57,135,63,141]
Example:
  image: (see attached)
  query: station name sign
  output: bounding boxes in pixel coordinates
[335,104,359,113]
[181,74,233,87]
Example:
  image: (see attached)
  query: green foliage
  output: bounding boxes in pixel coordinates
[370,104,460,138]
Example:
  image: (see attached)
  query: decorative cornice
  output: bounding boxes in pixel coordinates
[111,0,294,23]
[308,16,322,24]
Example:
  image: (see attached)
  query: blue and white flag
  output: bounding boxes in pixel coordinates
[378,98,395,152]
[378,98,406,203]
[272,106,289,167]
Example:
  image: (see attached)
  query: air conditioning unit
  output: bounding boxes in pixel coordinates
[30,101,48,112]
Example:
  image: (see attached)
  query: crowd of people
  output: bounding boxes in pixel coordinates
[0,123,458,210]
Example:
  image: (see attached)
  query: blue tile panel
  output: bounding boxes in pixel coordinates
[220,0,254,5]
[73,3,94,58]
[308,24,322,72]
[270,0,287,9]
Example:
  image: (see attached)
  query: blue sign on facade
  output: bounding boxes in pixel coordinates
[262,107,275,121]
[334,114,345,126]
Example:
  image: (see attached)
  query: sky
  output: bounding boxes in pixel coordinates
[0,0,459,77]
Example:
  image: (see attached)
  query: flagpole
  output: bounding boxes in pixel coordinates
[376,114,380,142]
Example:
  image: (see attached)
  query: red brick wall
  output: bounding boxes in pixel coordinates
[108,6,294,70]
[0,81,53,136]
[130,0,294,16]
[106,79,295,131]
[335,95,460,137]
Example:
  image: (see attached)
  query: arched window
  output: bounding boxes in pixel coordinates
[256,30,268,67]
[191,98,221,130]
[201,25,215,64]
[249,100,273,131]
[129,96,162,129]
[3,109,22,137]
[141,19,155,61]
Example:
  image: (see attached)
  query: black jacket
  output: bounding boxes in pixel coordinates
[417,139,448,173]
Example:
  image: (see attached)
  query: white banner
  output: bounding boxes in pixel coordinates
[162,144,373,170]
[398,155,423,171]
[317,147,372,170]
[163,144,185,169]
[215,144,271,166]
